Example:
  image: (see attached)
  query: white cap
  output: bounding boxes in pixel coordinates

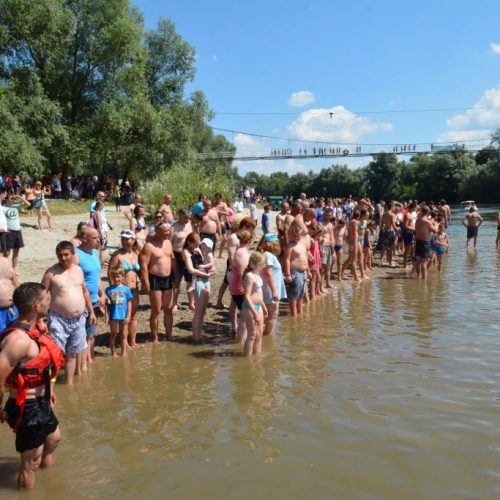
[200,238,214,250]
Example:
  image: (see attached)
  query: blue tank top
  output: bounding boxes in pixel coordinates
[76,247,101,304]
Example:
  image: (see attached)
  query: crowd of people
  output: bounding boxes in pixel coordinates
[0,184,498,489]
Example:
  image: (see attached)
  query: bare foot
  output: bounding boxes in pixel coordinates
[189,305,196,311]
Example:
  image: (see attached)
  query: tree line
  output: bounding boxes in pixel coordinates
[243,133,500,203]
[0,0,235,182]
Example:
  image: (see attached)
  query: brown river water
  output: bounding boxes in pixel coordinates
[1,207,500,499]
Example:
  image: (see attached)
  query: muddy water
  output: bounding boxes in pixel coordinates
[2,207,500,499]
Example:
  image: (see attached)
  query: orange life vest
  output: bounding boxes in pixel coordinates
[0,321,65,433]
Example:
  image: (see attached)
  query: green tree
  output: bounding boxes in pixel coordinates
[362,153,401,201]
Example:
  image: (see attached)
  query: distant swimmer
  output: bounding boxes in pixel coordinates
[462,207,483,249]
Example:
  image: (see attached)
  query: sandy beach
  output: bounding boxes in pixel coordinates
[15,205,401,354]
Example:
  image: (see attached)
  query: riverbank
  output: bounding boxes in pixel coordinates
[16,206,404,355]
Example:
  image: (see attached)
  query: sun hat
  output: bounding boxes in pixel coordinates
[200,238,214,250]
[120,229,136,239]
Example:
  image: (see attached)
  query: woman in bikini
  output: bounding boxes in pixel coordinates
[130,204,147,250]
[333,219,346,280]
[108,230,141,348]
[182,233,215,341]
[33,181,52,229]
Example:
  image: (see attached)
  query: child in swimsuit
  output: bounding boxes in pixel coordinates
[333,219,346,280]
[308,224,325,299]
[363,221,375,271]
[434,224,449,272]
[241,252,268,356]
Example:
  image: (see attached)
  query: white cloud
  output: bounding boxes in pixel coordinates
[288,90,316,107]
[446,86,500,129]
[490,43,500,55]
[287,106,393,142]
[436,129,491,142]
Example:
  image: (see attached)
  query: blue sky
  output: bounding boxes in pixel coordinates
[134,0,500,175]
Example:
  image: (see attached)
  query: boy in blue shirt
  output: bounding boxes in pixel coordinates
[105,267,133,356]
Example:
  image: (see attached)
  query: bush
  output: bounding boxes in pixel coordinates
[140,162,236,215]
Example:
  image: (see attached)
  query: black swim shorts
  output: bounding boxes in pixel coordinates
[149,273,173,291]
[467,226,478,239]
[5,397,59,453]
[415,239,431,260]
[232,294,245,310]
[6,230,24,250]
[0,232,6,253]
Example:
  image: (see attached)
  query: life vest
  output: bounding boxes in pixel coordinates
[0,321,65,433]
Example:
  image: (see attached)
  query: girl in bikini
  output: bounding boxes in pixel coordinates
[241,252,268,356]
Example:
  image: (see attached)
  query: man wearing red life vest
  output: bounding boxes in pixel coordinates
[0,282,64,490]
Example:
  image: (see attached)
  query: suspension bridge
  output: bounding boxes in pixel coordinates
[197,138,492,162]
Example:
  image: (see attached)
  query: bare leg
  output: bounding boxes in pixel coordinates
[41,426,61,469]
[263,302,278,335]
[192,287,209,341]
[109,321,118,356]
[216,281,227,307]
[119,321,128,356]
[127,291,139,347]
[289,298,297,316]
[18,445,43,490]
[11,247,20,271]
[65,351,77,385]
[149,290,162,343]
[229,299,237,335]
[243,310,256,356]
[162,289,174,340]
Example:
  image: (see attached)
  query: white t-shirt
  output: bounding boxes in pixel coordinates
[250,203,257,220]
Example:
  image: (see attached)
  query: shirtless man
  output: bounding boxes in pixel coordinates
[276,201,289,246]
[438,199,451,228]
[401,201,416,268]
[158,194,174,225]
[414,206,439,279]
[378,203,398,266]
[140,222,177,342]
[0,283,64,490]
[42,241,95,384]
[320,209,335,288]
[170,208,193,309]
[287,201,305,242]
[199,198,221,252]
[462,207,483,248]
[0,254,18,331]
[214,192,230,258]
[283,220,309,316]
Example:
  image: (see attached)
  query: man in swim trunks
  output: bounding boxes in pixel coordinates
[0,283,63,490]
[401,201,416,268]
[171,208,193,309]
[276,201,290,246]
[414,205,439,279]
[214,192,230,258]
[0,253,18,331]
[438,199,451,229]
[283,220,309,316]
[199,198,221,252]
[378,203,398,266]
[462,207,483,248]
[43,241,95,384]
[140,222,177,342]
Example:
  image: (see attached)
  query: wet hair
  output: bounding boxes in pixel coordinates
[421,205,430,215]
[13,282,46,316]
[243,251,266,277]
[239,217,257,230]
[237,230,254,246]
[183,232,201,249]
[56,240,75,254]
